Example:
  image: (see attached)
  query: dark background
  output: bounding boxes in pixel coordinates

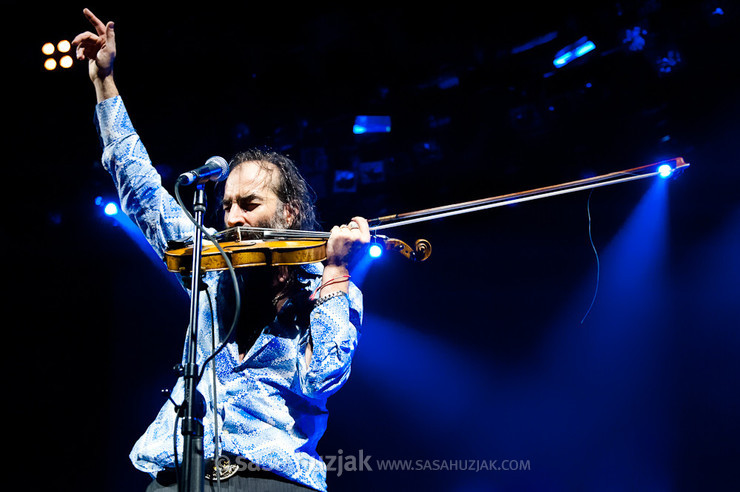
[5,1,739,490]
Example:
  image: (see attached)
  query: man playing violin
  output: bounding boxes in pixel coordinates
[74,8,370,491]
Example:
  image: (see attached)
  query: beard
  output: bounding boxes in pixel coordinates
[262,203,291,230]
[229,206,295,352]
[234,210,288,301]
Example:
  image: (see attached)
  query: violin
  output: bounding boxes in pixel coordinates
[164,226,432,273]
[165,157,689,274]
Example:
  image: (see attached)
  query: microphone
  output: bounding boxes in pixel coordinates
[177,156,230,185]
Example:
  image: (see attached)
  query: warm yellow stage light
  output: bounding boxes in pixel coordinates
[59,55,73,69]
[44,58,57,71]
[42,42,55,55]
[57,40,71,53]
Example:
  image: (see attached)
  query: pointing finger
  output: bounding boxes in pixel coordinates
[83,8,107,36]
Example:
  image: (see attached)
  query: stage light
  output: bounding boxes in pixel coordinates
[574,40,595,57]
[96,196,120,216]
[368,243,383,258]
[95,195,121,216]
[657,164,673,178]
[553,52,574,68]
[59,55,73,69]
[42,39,74,71]
[104,203,119,216]
[353,115,391,134]
[553,37,596,68]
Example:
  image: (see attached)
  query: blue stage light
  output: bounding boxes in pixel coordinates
[353,115,391,135]
[104,202,119,216]
[553,52,574,68]
[657,164,673,178]
[368,243,383,258]
[95,196,121,216]
[574,40,596,57]
[553,37,596,68]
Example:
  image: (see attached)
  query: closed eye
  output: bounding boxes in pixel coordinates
[238,198,260,212]
[222,194,261,212]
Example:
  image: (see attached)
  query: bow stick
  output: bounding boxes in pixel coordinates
[368,157,689,231]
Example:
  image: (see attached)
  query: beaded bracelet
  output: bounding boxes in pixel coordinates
[314,291,347,306]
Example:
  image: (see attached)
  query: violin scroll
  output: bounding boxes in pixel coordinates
[378,237,432,262]
[413,239,432,262]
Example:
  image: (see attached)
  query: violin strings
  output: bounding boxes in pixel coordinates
[223,227,331,239]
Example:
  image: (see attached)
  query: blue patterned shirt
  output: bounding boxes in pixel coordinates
[96,96,362,491]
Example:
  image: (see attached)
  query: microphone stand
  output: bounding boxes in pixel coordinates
[179,181,207,492]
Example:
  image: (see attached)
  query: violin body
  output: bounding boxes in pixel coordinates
[163,226,432,274]
[165,239,327,273]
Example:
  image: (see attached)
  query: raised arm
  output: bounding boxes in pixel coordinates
[72,8,195,259]
[72,8,119,102]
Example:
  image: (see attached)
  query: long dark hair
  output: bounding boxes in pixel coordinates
[213,148,319,231]
[213,149,320,345]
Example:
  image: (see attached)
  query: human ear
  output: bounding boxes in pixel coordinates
[282,202,297,228]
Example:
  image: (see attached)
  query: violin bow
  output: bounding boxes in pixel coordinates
[190,157,688,265]
[367,157,690,232]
